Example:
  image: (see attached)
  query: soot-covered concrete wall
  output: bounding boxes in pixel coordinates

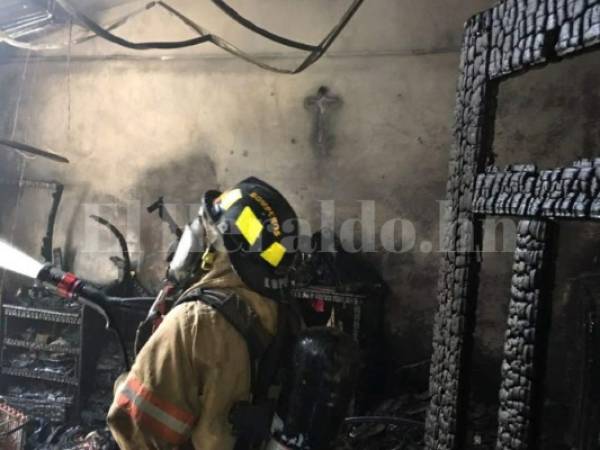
[0,0,494,384]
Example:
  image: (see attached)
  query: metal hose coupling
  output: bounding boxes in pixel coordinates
[36,264,112,328]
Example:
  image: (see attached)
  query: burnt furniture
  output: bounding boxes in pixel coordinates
[426,2,600,450]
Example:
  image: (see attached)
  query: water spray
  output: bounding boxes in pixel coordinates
[0,240,44,279]
[0,240,131,369]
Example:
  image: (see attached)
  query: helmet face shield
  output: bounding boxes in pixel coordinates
[167,216,206,286]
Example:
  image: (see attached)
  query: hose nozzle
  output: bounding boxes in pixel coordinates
[37,264,112,328]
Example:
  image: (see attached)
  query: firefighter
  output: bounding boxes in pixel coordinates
[107,177,299,450]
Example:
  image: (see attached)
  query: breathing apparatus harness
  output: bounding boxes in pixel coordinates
[175,287,294,450]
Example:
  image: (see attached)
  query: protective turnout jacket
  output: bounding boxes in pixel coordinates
[107,253,278,450]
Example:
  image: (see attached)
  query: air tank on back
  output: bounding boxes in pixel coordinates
[267,327,360,450]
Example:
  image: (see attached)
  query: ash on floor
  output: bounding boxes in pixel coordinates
[335,392,428,450]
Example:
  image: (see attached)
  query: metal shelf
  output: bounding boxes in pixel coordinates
[2,394,73,407]
[3,338,79,355]
[2,396,69,423]
[2,367,79,386]
[292,286,367,305]
[292,286,370,342]
[2,304,81,325]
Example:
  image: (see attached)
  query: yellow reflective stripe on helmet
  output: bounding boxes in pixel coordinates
[218,189,242,210]
[260,241,286,267]
[236,206,263,246]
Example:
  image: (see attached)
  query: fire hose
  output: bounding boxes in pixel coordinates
[0,240,153,371]
[36,264,145,371]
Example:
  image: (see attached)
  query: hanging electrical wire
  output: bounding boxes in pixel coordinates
[73,1,158,46]
[209,0,319,52]
[154,0,365,74]
[55,0,211,50]
[0,0,365,74]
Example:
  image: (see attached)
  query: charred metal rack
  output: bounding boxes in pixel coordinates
[426,1,600,450]
[292,287,366,341]
[0,296,88,423]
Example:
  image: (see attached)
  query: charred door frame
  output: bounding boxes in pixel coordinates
[425,1,600,450]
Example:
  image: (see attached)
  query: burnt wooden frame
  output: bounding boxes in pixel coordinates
[425,1,600,450]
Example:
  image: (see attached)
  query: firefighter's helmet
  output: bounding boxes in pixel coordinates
[202,177,299,298]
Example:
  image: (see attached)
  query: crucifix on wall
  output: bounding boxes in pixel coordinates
[304,86,343,157]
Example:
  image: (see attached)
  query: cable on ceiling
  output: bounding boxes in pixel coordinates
[154,0,365,74]
[210,0,319,52]
[55,0,211,50]
[0,0,365,74]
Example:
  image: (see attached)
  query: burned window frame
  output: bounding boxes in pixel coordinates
[425,1,600,450]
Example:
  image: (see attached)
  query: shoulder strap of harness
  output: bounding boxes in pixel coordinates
[175,287,292,450]
[174,287,271,390]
